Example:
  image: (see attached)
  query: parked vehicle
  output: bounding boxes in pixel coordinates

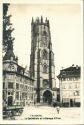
[3,105,23,119]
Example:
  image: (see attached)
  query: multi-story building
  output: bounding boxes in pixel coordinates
[30,17,57,104]
[3,45,34,108]
[57,65,81,107]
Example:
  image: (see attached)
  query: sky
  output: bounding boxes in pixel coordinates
[7,4,83,85]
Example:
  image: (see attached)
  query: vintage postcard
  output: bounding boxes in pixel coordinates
[0,0,84,124]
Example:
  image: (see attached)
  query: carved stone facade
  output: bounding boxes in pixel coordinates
[30,17,57,104]
[3,47,34,108]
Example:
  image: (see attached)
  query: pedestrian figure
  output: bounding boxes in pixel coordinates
[56,106,60,114]
[53,101,56,108]
[7,110,12,119]
[34,100,36,106]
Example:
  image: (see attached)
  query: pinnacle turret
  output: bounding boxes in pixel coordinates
[31,16,49,26]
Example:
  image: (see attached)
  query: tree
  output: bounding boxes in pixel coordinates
[3,4,15,53]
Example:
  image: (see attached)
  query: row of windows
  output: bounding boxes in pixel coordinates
[16,92,33,100]
[41,64,54,73]
[36,63,54,74]
[3,82,34,92]
[62,91,80,97]
[36,49,48,60]
[61,77,79,81]
[7,74,15,80]
[38,26,48,36]
[7,75,31,84]
[16,77,30,84]
[62,83,80,89]
[16,83,34,91]
[37,49,54,60]
[39,24,48,32]
[8,91,13,95]
[15,101,33,106]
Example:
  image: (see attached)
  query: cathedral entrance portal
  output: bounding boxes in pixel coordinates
[43,90,52,105]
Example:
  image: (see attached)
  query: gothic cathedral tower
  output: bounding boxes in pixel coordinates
[30,17,56,104]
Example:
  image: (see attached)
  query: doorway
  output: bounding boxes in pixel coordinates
[70,99,73,107]
[8,96,13,106]
[43,90,52,105]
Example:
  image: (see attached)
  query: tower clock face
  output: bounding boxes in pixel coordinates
[8,63,15,71]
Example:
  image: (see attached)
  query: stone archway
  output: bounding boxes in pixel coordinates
[43,90,52,105]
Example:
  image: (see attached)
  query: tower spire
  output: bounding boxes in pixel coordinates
[41,16,43,23]
[30,17,56,103]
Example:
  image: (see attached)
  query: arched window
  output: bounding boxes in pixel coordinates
[42,50,48,60]
[43,30,47,36]
[43,64,48,73]
[40,38,47,47]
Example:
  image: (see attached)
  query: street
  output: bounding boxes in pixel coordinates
[15,105,81,124]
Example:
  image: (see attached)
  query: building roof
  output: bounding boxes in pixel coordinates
[57,65,81,79]
[3,61,34,80]
[17,65,25,74]
[31,16,49,26]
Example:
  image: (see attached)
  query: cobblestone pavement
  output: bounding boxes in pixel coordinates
[14,105,81,124]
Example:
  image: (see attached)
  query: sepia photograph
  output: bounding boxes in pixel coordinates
[1,0,84,124]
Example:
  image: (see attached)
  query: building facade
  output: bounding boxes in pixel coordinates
[30,17,57,104]
[57,65,81,107]
[3,47,34,108]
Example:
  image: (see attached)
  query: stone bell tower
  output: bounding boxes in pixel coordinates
[30,16,56,104]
